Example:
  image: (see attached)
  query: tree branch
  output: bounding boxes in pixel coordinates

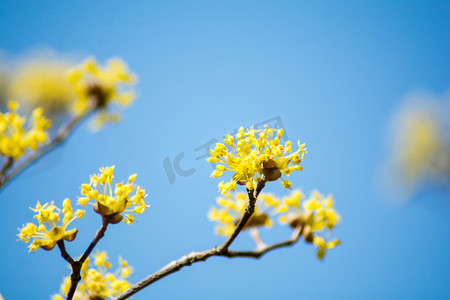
[79,217,109,264]
[0,104,96,191]
[114,175,309,300]
[114,224,304,300]
[218,175,266,252]
[57,216,110,300]
[223,225,303,258]
[0,156,13,186]
[56,240,75,265]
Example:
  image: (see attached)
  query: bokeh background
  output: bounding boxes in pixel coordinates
[1,1,449,299]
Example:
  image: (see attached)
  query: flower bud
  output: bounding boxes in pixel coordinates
[287,215,302,229]
[63,229,78,242]
[303,225,314,243]
[245,214,269,229]
[265,168,282,182]
[108,213,124,224]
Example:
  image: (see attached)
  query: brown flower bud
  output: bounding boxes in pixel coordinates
[86,83,111,108]
[63,229,78,242]
[41,243,56,251]
[238,213,270,230]
[108,213,124,224]
[262,159,282,182]
[94,201,114,217]
[288,216,302,229]
[262,159,277,169]
[264,168,282,182]
[303,225,314,243]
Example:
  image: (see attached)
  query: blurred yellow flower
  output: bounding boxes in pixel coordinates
[78,166,149,224]
[0,100,51,160]
[17,198,85,252]
[8,54,75,114]
[390,97,450,187]
[52,251,133,300]
[207,126,306,194]
[67,57,136,130]
[313,236,341,260]
[278,190,341,259]
[208,191,280,236]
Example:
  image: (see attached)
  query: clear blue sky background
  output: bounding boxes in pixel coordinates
[1,1,449,299]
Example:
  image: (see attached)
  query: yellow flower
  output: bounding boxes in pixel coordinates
[8,53,75,114]
[278,190,341,259]
[313,236,341,260]
[52,251,133,300]
[208,191,280,236]
[78,166,149,224]
[302,191,340,232]
[93,251,112,269]
[18,199,85,252]
[390,99,450,187]
[67,57,136,130]
[207,126,306,194]
[0,100,51,160]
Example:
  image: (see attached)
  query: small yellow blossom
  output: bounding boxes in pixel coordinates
[18,199,84,252]
[0,100,51,160]
[208,191,280,236]
[207,126,306,194]
[313,236,341,260]
[67,57,136,130]
[278,190,341,259]
[390,98,450,188]
[8,53,75,114]
[52,251,133,300]
[78,166,149,224]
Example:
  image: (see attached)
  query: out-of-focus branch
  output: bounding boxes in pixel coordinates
[114,223,304,300]
[0,156,13,179]
[0,103,95,191]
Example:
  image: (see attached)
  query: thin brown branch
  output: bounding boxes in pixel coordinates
[115,248,217,300]
[57,240,75,265]
[224,225,304,258]
[0,156,13,185]
[217,188,256,252]
[114,175,297,300]
[218,175,266,252]
[114,224,304,300]
[0,104,96,191]
[62,217,110,300]
[79,217,110,264]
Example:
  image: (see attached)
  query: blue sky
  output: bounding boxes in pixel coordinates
[0,1,449,299]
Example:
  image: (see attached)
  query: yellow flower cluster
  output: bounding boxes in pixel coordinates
[0,101,51,160]
[17,199,85,252]
[67,57,136,129]
[78,166,149,224]
[207,126,306,194]
[278,190,341,259]
[8,54,75,114]
[208,189,341,259]
[208,192,280,236]
[52,251,133,300]
[392,102,450,186]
